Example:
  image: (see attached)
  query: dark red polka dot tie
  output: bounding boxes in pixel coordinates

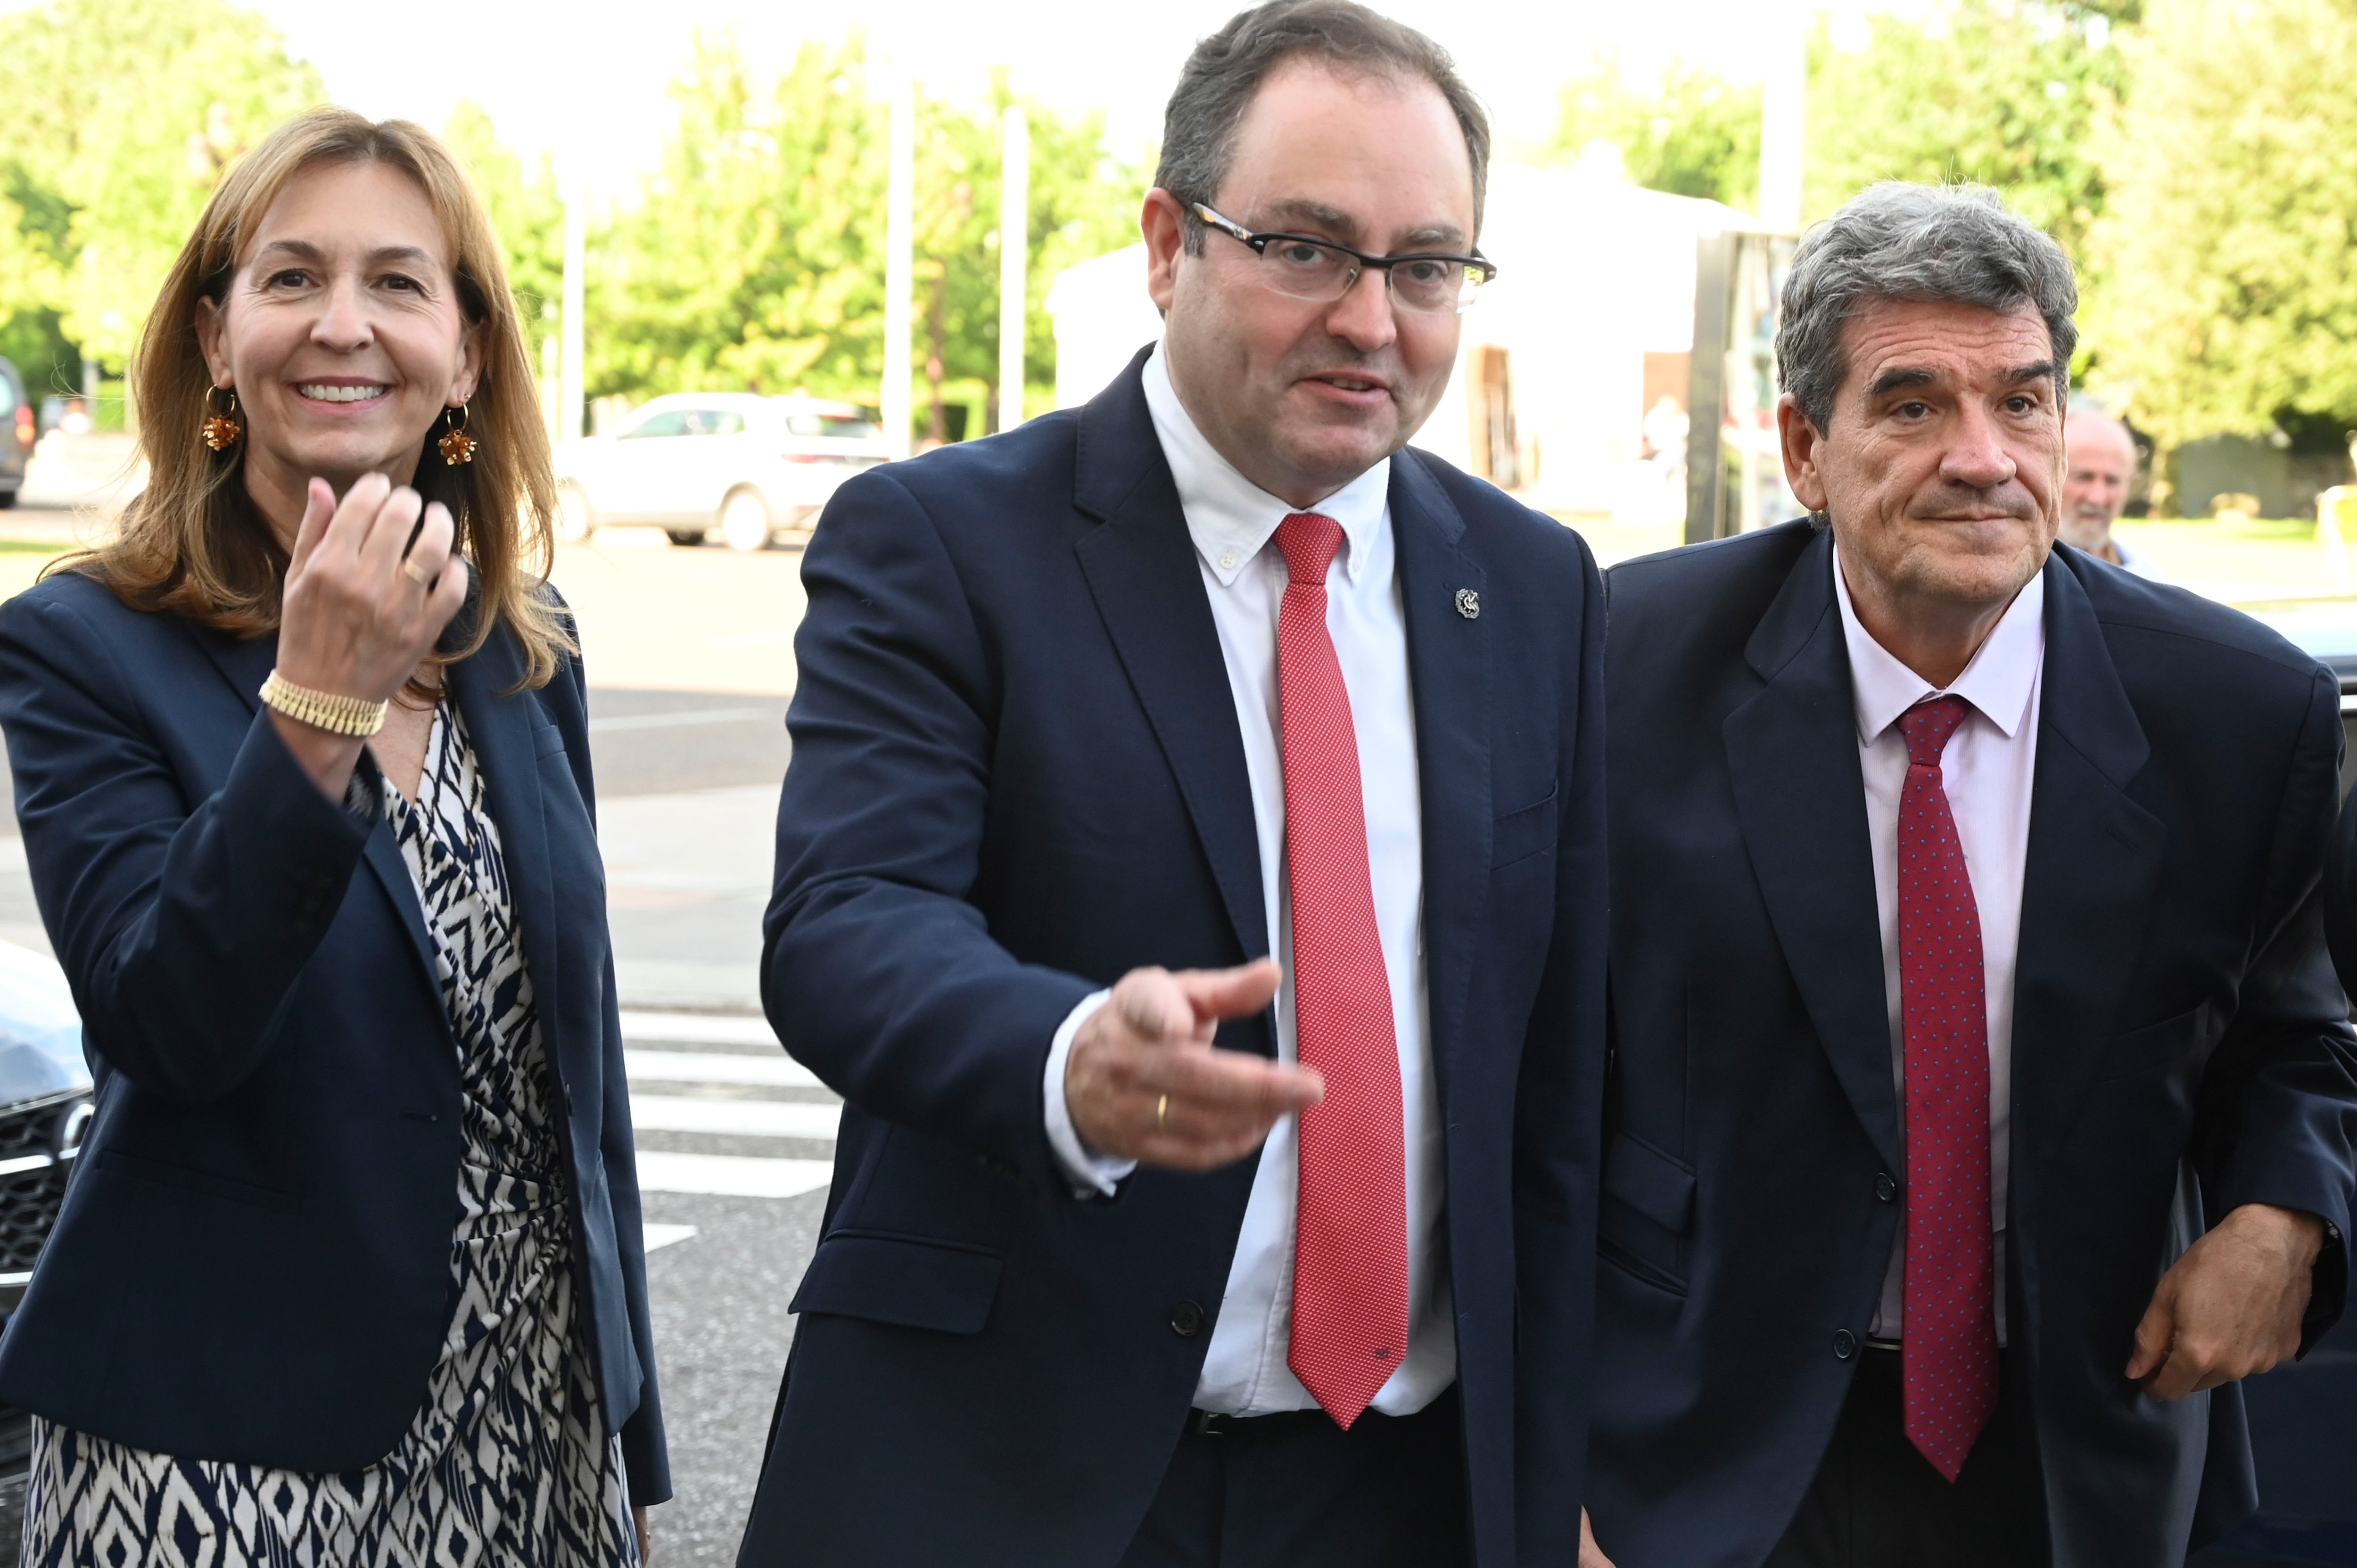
[1896,694,2000,1482]
[1275,511,1408,1430]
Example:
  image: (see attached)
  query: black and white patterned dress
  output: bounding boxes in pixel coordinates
[22,705,639,1568]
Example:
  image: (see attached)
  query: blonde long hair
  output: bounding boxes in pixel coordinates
[57,107,572,690]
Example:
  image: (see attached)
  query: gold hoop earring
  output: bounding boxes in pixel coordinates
[200,386,242,452]
[437,402,478,466]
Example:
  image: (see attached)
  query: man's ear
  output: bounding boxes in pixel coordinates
[1141,189,1187,315]
[1778,394,1830,513]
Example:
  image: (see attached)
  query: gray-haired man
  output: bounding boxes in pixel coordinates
[2061,408,2158,575]
[1584,183,2355,1568]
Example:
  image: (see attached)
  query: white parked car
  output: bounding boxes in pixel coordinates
[554,394,889,550]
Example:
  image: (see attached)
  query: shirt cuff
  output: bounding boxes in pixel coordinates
[1043,989,1135,1198]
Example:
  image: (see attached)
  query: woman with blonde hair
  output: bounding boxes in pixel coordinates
[0,107,665,1564]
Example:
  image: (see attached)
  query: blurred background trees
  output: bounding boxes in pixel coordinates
[2084,0,2357,452]
[1,0,2354,474]
[1549,60,1763,210]
[0,0,320,410]
[1805,0,2124,261]
[570,35,1141,434]
[0,11,1142,436]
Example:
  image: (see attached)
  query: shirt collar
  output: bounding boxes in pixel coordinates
[1831,541,2047,746]
[1141,339,1390,588]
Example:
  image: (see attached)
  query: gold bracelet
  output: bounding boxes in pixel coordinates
[259,670,388,738]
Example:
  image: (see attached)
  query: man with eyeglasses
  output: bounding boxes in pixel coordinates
[737,3,1608,1566]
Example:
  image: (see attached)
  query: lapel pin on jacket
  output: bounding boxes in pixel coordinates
[1454,588,1481,620]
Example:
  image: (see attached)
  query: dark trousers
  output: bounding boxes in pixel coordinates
[1767,1346,2050,1568]
[1116,1387,1471,1568]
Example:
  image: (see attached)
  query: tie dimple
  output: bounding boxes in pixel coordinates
[1899,693,1970,769]
[1275,510,1409,1431]
[1894,692,2000,1483]
[1278,509,1343,586]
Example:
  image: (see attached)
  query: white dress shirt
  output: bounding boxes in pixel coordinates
[1832,547,2045,1345]
[1040,342,1453,1417]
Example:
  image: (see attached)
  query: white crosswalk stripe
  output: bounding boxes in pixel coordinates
[622,1011,840,1199]
[634,1151,835,1199]
[631,1094,842,1141]
[624,1049,824,1089]
[618,1010,783,1048]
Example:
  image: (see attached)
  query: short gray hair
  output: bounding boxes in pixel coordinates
[1155,0,1490,255]
[1777,182,2078,433]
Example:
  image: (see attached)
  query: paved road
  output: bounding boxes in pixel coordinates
[625,1011,833,1566]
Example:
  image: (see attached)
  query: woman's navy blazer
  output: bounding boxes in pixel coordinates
[0,570,668,1501]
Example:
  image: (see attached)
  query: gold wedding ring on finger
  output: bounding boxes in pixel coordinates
[402,557,437,588]
[1156,1093,1170,1131]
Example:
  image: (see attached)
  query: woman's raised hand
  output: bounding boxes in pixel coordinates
[276,472,468,704]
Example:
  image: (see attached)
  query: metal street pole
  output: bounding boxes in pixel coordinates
[882,68,916,460]
[1757,2,1806,234]
[560,171,586,443]
[997,106,1029,434]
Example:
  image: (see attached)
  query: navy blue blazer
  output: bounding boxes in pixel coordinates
[1593,523,2357,1568]
[0,572,667,1501]
[742,356,1609,1568]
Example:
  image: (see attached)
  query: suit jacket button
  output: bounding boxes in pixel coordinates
[1875,1173,1897,1203]
[1832,1329,1858,1361]
[1169,1299,1205,1338]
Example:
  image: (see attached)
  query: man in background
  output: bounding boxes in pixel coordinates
[2061,407,2158,575]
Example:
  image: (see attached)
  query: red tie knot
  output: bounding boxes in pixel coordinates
[1279,512,1344,587]
[1896,693,1972,769]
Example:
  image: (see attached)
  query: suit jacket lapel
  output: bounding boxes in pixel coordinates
[1722,530,1902,1174]
[191,622,440,984]
[1392,454,1487,1104]
[1071,357,1270,977]
[2011,554,2163,1207]
[449,620,565,1068]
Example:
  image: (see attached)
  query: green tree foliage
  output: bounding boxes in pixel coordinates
[439,102,566,359]
[1805,0,2123,260]
[0,0,321,378]
[1549,60,1761,210]
[2085,0,2357,446]
[589,33,1143,423]
[590,36,887,402]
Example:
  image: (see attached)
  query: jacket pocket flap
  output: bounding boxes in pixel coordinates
[1492,782,1560,868]
[95,1147,301,1212]
[1603,1131,1696,1233]
[2095,1003,2208,1083]
[790,1231,1003,1335]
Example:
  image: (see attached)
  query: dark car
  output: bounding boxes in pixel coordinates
[2191,597,2357,1568]
[0,937,92,1551]
[0,360,30,508]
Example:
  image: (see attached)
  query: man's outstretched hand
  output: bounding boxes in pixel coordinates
[2126,1201,2325,1401]
[1066,959,1321,1170]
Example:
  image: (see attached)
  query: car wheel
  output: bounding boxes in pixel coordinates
[665,529,708,548]
[718,488,772,552]
[0,489,17,509]
[554,483,594,544]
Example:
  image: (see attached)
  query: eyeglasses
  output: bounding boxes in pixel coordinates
[1190,203,1497,315]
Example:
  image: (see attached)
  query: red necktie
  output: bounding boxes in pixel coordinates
[1896,694,2001,1482]
[1275,511,1409,1430]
